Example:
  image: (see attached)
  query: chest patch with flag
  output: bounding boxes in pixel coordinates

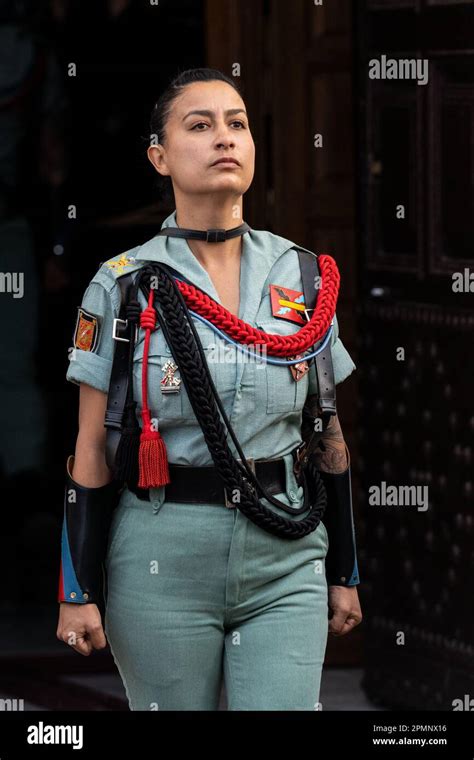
[269,284,307,325]
[73,307,100,352]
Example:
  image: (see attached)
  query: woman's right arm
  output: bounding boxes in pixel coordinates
[56,382,113,656]
[57,264,123,654]
[72,383,112,487]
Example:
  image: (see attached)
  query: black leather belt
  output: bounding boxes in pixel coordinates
[126,456,288,507]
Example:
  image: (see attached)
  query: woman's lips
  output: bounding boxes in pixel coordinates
[211,158,240,166]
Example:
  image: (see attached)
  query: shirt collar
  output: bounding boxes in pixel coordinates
[134,208,295,325]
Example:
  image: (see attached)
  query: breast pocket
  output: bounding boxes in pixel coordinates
[133,328,182,422]
[132,320,218,424]
[255,319,309,415]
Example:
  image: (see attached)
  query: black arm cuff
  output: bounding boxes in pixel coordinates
[319,446,360,586]
[58,455,121,609]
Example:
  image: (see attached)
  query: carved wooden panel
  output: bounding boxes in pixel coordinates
[366,82,422,272]
[357,300,474,708]
[357,0,474,707]
[428,56,474,273]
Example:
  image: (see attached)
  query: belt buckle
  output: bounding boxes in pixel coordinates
[206,228,227,243]
[113,318,130,342]
[224,458,256,508]
[293,442,308,479]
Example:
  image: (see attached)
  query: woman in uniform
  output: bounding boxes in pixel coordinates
[56,67,362,711]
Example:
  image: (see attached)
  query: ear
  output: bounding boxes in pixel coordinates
[147,144,170,177]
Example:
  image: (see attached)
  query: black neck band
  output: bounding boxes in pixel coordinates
[156,222,250,244]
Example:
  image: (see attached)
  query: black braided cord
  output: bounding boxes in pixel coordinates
[135,263,327,540]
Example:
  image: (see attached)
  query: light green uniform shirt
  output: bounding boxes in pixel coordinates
[66,210,356,502]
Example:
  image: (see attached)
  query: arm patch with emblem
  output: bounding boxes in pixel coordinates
[73,307,101,352]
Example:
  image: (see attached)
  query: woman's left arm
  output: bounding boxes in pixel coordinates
[302,400,363,636]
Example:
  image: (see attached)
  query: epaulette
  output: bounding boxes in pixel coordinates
[98,248,146,281]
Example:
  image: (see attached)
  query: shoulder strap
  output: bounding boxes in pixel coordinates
[297,248,337,423]
[104,271,135,472]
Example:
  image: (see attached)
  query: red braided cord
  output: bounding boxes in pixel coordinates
[140,290,156,422]
[174,254,339,357]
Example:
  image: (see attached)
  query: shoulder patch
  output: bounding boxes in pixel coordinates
[73,307,101,352]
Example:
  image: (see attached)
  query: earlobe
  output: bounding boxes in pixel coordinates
[147,145,169,176]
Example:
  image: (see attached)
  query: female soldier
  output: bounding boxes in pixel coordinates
[56,68,362,711]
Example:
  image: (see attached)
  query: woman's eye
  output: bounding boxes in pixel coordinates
[191,120,247,131]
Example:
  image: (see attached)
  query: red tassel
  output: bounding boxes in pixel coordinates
[138,290,171,488]
[138,408,170,488]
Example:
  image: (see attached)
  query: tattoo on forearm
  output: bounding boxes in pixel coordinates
[314,440,348,474]
[305,411,349,474]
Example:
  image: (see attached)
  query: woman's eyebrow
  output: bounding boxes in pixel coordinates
[182,108,247,121]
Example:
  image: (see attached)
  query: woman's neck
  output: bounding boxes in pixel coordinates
[175,200,245,267]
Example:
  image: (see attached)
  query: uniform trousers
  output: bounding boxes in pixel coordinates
[104,485,329,711]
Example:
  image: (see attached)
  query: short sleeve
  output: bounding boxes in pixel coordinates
[66,279,119,393]
[308,312,356,396]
